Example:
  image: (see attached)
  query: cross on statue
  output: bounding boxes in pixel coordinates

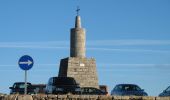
[76,6,80,15]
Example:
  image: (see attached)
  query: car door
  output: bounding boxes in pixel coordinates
[46,77,53,93]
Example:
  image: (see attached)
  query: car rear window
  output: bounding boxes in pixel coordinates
[115,85,141,91]
[53,78,76,85]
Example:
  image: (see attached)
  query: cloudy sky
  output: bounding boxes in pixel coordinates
[0,0,170,96]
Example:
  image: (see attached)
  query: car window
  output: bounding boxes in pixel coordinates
[54,78,76,85]
[49,78,53,85]
[114,85,141,91]
[114,85,123,91]
[13,84,17,88]
[135,86,141,91]
[166,86,170,92]
[124,85,140,91]
[89,88,94,93]
[13,83,31,88]
[82,88,88,93]
[82,88,95,93]
[14,84,24,88]
[89,88,98,93]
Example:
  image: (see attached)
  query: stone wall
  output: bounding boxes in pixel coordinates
[58,57,99,88]
[0,94,170,100]
[70,28,86,58]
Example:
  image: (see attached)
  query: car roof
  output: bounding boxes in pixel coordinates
[81,87,98,89]
[51,77,74,79]
[14,82,31,84]
[116,84,139,86]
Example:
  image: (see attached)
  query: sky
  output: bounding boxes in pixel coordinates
[0,0,170,96]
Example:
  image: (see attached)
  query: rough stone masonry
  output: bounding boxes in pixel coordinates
[1,94,170,100]
[58,11,99,88]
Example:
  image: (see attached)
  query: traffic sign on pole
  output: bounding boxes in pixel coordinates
[18,55,34,95]
[18,55,34,71]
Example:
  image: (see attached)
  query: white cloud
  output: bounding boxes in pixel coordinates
[0,63,58,67]
[1,39,170,48]
[0,41,69,49]
[0,40,170,53]
[87,40,170,46]
[88,47,170,53]
[0,63,59,71]
[97,63,170,67]
[0,45,68,49]
[0,64,16,67]
[97,63,170,71]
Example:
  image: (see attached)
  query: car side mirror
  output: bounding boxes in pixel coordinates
[9,87,13,89]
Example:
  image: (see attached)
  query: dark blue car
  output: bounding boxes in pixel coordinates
[111,84,148,96]
[159,86,170,97]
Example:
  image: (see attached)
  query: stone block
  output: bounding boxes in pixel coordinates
[0,95,5,100]
[142,96,155,100]
[89,95,98,100]
[47,94,57,99]
[112,96,122,100]
[32,94,47,100]
[57,95,67,100]
[79,95,90,100]
[129,96,142,100]
[58,57,99,88]
[98,95,112,100]
[5,94,18,100]
[17,95,33,100]
[156,97,170,100]
[67,95,80,100]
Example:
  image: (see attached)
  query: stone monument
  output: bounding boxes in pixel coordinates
[58,9,99,88]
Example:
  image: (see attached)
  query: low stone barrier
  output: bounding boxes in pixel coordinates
[0,94,170,100]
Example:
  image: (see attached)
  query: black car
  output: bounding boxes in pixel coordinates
[9,82,35,94]
[159,86,170,97]
[45,77,81,94]
[32,84,46,94]
[81,87,108,95]
[111,84,148,96]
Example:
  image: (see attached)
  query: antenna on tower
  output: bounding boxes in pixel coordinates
[76,6,80,16]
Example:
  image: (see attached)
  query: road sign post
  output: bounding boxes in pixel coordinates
[18,55,34,95]
[25,70,27,95]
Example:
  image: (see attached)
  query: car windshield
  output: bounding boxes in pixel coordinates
[13,83,31,88]
[53,78,76,85]
[165,86,170,92]
[114,84,141,91]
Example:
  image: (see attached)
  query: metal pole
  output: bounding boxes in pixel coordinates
[24,70,27,95]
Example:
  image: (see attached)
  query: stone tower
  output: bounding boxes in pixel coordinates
[70,15,86,58]
[58,10,99,88]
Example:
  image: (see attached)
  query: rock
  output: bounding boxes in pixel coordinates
[17,95,33,100]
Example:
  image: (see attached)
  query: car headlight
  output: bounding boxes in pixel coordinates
[143,92,148,96]
[56,88,64,91]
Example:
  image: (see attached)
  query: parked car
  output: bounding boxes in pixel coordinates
[32,84,46,94]
[159,86,170,97]
[9,82,35,94]
[99,85,109,95]
[81,87,108,95]
[111,84,148,96]
[45,77,81,94]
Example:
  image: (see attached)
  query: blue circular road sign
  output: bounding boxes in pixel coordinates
[18,55,34,70]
